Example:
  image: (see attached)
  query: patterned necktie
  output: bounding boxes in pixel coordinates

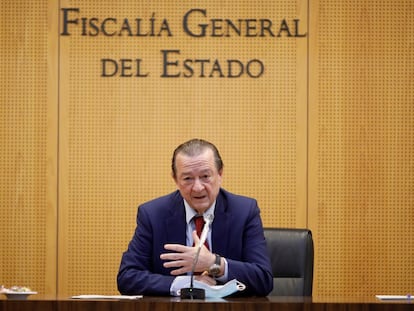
[194,215,209,249]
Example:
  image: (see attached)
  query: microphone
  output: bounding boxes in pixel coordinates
[180,214,214,299]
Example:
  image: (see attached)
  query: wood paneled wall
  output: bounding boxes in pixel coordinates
[0,0,412,298]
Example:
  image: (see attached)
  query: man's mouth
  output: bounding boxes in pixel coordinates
[193,195,206,200]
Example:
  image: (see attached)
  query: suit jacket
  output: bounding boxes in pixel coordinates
[117,188,273,296]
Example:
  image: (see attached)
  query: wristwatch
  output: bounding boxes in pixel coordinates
[208,254,221,277]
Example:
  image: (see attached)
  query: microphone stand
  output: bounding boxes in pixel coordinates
[180,214,214,299]
[180,246,205,299]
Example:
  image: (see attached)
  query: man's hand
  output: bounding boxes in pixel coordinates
[160,231,216,276]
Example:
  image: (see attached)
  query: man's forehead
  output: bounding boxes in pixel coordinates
[176,149,213,162]
[177,160,215,173]
[176,153,216,173]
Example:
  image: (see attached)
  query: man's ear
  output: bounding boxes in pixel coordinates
[218,170,223,185]
[172,172,178,183]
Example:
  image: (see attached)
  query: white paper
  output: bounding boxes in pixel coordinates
[376,295,412,300]
[71,294,143,300]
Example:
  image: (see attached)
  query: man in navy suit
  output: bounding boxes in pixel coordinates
[117,139,273,296]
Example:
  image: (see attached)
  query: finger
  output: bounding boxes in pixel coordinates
[164,243,191,252]
[192,231,209,252]
[160,252,182,261]
[169,267,191,276]
[163,260,188,269]
[192,230,200,245]
[160,249,196,261]
[162,260,192,275]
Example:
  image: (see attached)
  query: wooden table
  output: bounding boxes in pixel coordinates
[1,296,413,311]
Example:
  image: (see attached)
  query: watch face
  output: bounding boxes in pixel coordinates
[209,254,221,276]
[209,264,220,276]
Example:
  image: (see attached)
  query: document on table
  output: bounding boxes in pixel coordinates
[71,294,143,300]
[375,295,412,300]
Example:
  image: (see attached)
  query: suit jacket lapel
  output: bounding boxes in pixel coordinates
[211,191,231,254]
[164,191,187,245]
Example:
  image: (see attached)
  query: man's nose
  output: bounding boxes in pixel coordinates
[192,178,204,191]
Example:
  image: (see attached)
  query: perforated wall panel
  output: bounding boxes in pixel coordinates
[0,1,54,295]
[309,0,414,297]
[58,0,308,295]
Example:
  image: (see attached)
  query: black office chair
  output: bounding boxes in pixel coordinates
[263,228,314,296]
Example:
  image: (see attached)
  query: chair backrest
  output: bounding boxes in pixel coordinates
[263,228,314,296]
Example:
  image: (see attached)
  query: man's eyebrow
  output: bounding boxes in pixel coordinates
[200,169,213,174]
[180,169,212,176]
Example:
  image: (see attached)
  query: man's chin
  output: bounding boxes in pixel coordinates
[191,201,210,212]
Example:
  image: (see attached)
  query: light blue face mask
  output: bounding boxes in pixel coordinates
[192,279,246,298]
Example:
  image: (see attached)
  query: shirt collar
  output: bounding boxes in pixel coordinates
[184,200,216,224]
